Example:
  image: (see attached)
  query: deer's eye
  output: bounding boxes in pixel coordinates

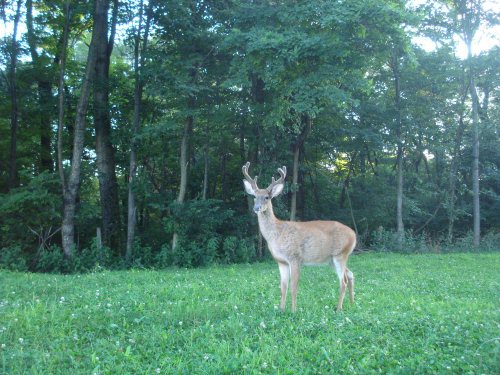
[265,196,270,200]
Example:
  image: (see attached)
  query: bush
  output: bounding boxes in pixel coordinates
[0,245,28,271]
[73,239,113,272]
[448,231,500,253]
[163,199,255,267]
[370,227,500,253]
[0,172,61,254]
[35,245,68,273]
[371,228,437,253]
[33,241,113,274]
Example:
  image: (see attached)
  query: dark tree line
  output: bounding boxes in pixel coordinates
[0,0,498,271]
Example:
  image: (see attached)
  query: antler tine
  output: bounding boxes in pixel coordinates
[267,166,287,191]
[242,162,259,190]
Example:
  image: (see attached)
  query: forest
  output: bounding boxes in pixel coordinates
[0,0,498,272]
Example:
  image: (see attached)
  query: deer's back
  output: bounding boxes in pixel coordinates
[270,220,356,264]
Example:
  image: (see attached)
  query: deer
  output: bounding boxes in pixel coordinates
[242,162,356,312]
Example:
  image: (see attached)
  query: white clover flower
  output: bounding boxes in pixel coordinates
[18,338,24,344]
[260,321,266,329]
[262,362,268,369]
[155,368,161,374]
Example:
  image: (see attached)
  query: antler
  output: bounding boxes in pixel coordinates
[267,166,287,192]
[242,162,259,191]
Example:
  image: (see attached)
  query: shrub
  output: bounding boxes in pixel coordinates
[163,199,255,267]
[0,245,28,271]
[73,239,113,272]
[371,228,436,253]
[35,245,68,273]
[449,231,500,253]
[0,172,61,255]
[370,227,500,254]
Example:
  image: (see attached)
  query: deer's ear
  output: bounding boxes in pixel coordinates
[270,183,284,198]
[243,180,256,196]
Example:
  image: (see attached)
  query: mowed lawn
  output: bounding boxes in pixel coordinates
[1,253,499,374]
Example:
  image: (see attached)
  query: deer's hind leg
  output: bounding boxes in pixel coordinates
[332,257,348,312]
[346,267,354,304]
[289,261,301,313]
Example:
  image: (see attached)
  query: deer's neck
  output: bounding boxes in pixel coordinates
[257,204,280,242]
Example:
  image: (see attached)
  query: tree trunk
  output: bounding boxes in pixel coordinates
[290,144,300,221]
[7,0,22,191]
[172,115,194,250]
[392,51,404,250]
[290,117,311,221]
[127,0,151,262]
[468,52,481,247]
[57,0,71,191]
[202,144,209,200]
[62,0,102,258]
[221,152,229,201]
[447,78,468,242]
[178,117,193,204]
[396,142,404,248]
[94,0,121,251]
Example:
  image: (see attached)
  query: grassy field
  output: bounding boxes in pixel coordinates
[1,252,499,374]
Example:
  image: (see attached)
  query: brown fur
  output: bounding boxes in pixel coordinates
[243,162,356,312]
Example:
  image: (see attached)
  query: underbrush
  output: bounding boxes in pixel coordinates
[371,228,499,253]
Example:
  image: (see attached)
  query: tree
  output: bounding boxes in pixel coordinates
[93,0,121,250]
[126,0,152,262]
[61,0,103,257]
[57,0,71,191]
[448,0,496,246]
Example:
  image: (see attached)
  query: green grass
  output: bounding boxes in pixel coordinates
[1,253,499,374]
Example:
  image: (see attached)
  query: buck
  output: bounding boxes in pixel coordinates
[242,162,356,312]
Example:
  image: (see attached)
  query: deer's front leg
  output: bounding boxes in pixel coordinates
[289,262,301,313]
[277,262,290,311]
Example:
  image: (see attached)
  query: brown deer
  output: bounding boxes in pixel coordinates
[242,162,356,312]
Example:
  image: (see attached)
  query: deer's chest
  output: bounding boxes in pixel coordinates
[267,244,289,263]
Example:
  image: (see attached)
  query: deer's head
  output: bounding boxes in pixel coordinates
[242,162,286,214]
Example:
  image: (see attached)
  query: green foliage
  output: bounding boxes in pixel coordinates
[0,245,28,272]
[34,245,69,274]
[0,253,498,373]
[371,227,435,253]
[0,172,61,251]
[164,199,255,267]
[0,0,498,270]
[452,231,500,253]
[33,241,113,274]
[371,228,500,254]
